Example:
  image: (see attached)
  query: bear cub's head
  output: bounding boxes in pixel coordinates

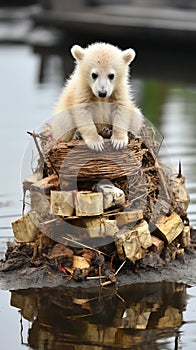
[71,42,135,99]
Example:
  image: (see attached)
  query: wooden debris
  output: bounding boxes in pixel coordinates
[115,220,152,262]
[82,217,119,238]
[115,228,128,261]
[173,174,190,217]
[31,174,59,194]
[98,183,125,209]
[115,210,143,227]
[154,212,184,244]
[151,236,164,253]
[134,220,152,249]
[65,255,90,275]
[6,125,192,281]
[177,247,184,258]
[75,191,103,216]
[179,225,191,247]
[50,190,74,216]
[30,191,50,217]
[48,243,73,261]
[23,172,43,191]
[12,211,40,242]
[151,198,172,220]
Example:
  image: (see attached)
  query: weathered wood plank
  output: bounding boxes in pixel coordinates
[98,183,125,210]
[179,225,191,247]
[12,211,40,242]
[173,175,190,217]
[115,220,152,262]
[115,210,143,227]
[82,217,118,238]
[151,236,164,253]
[75,191,103,216]
[23,172,43,191]
[154,212,184,244]
[31,174,59,194]
[31,191,50,217]
[50,190,74,216]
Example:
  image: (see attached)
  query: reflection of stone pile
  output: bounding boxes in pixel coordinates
[11,283,186,349]
[9,126,192,282]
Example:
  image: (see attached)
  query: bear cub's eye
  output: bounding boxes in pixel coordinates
[108,73,115,80]
[92,72,98,80]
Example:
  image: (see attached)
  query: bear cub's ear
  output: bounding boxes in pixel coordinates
[122,48,136,64]
[71,45,85,61]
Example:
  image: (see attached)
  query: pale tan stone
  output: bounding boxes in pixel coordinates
[154,212,184,244]
[179,225,191,247]
[31,174,58,194]
[83,217,118,238]
[115,220,151,262]
[173,175,190,217]
[98,183,125,209]
[76,191,103,216]
[123,233,146,262]
[65,256,90,274]
[31,191,50,217]
[133,220,152,249]
[12,211,40,242]
[50,190,74,216]
[23,172,42,190]
[151,236,164,252]
[116,210,143,227]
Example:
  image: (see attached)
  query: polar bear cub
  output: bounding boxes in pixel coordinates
[53,42,143,151]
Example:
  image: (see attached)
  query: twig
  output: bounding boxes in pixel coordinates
[22,188,26,215]
[158,167,171,200]
[128,193,147,206]
[62,236,109,257]
[177,160,182,178]
[100,280,113,287]
[86,275,106,280]
[47,154,59,176]
[99,265,102,286]
[27,130,48,140]
[114,260,126,276]
[115,293,125,303]
[27,131,44,165]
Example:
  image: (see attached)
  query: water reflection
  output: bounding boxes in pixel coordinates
[10,282,187,350]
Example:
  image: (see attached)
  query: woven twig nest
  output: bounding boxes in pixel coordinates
[47,138,145,179]
[42,130,173,220]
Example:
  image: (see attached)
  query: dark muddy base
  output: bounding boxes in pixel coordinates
[1,250,196,291]
[1,229,196,290]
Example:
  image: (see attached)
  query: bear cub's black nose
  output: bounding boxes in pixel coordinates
[98,91,107,98]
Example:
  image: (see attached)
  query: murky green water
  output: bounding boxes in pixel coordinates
[0,45,196,349]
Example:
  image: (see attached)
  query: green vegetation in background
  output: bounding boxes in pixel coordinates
[140,80,170,127]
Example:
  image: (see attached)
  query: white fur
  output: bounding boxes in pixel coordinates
[52,42,143,151]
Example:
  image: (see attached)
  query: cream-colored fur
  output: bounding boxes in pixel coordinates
[52,42,143,151]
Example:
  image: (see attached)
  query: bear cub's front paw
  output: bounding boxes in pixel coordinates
[111,135,129,150]
[85,135,104,152]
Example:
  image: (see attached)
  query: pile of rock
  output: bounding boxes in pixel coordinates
[9,126,192,281]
